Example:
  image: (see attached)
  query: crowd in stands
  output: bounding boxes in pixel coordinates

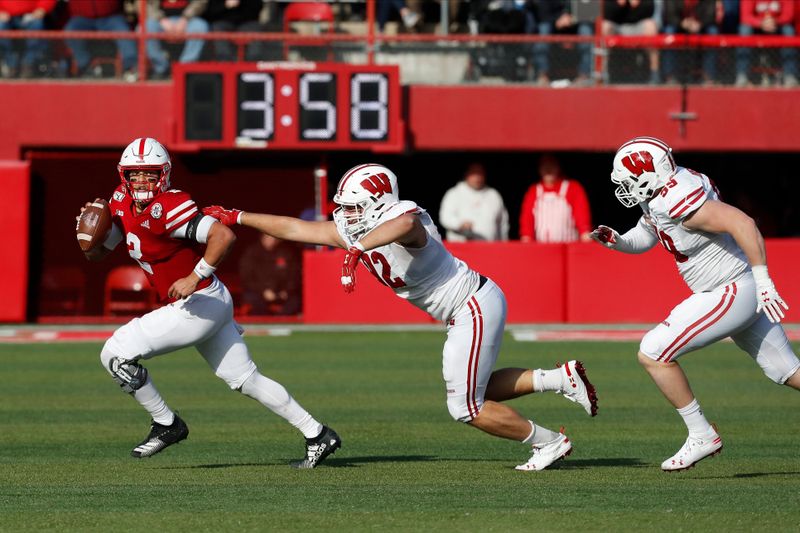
[0,1,798,84]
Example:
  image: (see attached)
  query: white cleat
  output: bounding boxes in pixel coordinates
[661,428,723,472]
[515,430,573,472]
[557,360,598,417]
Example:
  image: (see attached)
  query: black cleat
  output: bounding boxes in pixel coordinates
[131,415,189,458]
[290,426,341,469]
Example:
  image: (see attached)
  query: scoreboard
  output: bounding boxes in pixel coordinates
[173,62,404,152]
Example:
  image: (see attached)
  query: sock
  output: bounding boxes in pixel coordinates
[532,368,563,393]
[521,420,560,445]
[677,398,713,437]
[240,372,323,439]
[133,375,174,426]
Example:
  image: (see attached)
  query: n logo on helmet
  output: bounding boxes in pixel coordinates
[360,173,392,198]
[621,151,655,177]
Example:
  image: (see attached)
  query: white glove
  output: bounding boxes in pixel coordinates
[752,265,789,323]
[590,225,620,249]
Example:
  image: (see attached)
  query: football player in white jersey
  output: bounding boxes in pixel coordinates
[591,136,800,472]
[204,163,599,471]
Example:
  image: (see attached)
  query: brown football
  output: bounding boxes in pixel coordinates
[76,199,112,252]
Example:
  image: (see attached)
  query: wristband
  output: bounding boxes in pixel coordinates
[751,265,769,283]
[193,258,216,280]
[351,241,366,253]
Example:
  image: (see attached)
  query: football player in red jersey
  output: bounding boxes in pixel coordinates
[77,138,340,467]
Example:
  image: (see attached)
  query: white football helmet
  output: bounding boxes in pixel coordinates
[117,137,172,204]
[611,136,676,207]
[332,164,400,238]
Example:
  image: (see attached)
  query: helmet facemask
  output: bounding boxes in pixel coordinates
[117,138,172,207]
[333,164,399,239]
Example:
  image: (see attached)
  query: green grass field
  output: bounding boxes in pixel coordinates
[1,332,798,531]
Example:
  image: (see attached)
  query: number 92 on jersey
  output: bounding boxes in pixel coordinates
[174,62,404,152]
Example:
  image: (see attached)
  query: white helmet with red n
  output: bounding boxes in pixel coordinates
[117,137,172,204]
[611,136,676,207]
[333,163,400,238]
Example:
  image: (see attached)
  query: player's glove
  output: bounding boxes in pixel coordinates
[202,205,242,226]
[341,242,365,294]
[589,225,620,249]
[752,265,789,323]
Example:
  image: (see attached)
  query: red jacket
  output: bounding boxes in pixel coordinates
[0,0,56,17]
[740,0,795,27]
[519,178,592,241]
[67,0,125,19]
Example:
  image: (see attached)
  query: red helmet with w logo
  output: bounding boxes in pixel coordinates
[333,163,400,237]
[611,136,676,207]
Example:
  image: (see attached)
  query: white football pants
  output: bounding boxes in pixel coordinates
[640,272,800,384]
[443,278,507,422]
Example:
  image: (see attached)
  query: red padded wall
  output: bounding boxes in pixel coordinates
[0,161,30,321]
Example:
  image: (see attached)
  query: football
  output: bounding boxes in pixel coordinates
[76,199,112,252]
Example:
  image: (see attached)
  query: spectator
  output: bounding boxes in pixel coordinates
[145,0,209,79]
[238,234,302,316]
[438,162,509,242]
[204,0,268,61]
[64,0,138,81]
[662,0,719,85]
[602,0,661,84]
[377,0,421,32]
[531,0,594,86]
[0,0,55,78]
[519,153,592,243]
[735,0,797,87]
[720,0,741,34]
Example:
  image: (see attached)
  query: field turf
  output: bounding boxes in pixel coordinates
[1,332,798,531]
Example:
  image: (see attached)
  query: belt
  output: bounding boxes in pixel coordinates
[477,275,488,291]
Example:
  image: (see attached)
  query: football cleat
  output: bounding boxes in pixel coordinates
[661,427,723,472]
[516,429,573,472]
[557,360,598,417]
[131,415,189,458]
[291,426,341,469]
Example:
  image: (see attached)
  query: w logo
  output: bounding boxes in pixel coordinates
[621,151,655,176]
[360,173,393,198]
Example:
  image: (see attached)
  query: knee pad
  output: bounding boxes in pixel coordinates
[446,396,480,423]
[101,344,148,394]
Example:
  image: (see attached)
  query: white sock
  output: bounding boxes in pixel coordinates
[521,420,560,445]
[240,372,323,439]
[532,368,563,392]
[677,398,713,437]
[133,376,174,426]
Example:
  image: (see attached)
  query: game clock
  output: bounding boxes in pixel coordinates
[174,62,404,152]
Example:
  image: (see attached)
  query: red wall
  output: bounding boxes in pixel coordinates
[1,83,800,158]
[303,240,800,324]
[1,162,30,321]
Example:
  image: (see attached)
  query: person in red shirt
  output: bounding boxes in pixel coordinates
[519,154,592,243]
[77,138,339,467]
[736,0,797,86]
[0,0,56,78]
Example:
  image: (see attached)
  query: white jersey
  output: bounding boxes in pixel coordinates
[642,166,749,292]
[340,201,480,322]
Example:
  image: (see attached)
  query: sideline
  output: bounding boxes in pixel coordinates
[2,323,799,344]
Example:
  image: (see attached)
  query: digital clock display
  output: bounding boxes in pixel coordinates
[175,62,403,151]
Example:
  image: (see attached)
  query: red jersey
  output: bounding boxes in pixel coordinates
[109,185,210,302]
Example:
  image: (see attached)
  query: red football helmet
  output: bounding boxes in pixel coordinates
[117,138,172,204]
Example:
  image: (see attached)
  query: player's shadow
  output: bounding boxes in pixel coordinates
[158,455,438,470]
[549,457,649,470]
[708,471,800,479]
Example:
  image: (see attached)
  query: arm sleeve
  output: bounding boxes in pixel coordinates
[103,221,124,250]
[567,180,592,234]
[615,216,658,254]
[437,188,461,232]
[170,214,215,243]
[518,185,536,240]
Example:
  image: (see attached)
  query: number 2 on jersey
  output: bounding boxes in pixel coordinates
[126,232,154,274]
[362,251,406,288]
